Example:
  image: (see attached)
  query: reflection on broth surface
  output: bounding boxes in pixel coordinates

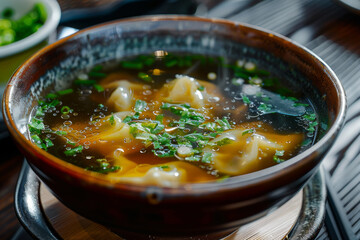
[28,52,321,186]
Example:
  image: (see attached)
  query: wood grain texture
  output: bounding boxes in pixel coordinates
[40,184,302,240]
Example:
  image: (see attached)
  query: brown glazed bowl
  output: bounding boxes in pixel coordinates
[3,16,346,239]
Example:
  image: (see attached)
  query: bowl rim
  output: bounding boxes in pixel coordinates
[0,0,61,58]
[3,15,347,193]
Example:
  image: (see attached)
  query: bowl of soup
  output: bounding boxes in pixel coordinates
[3,16,346,238]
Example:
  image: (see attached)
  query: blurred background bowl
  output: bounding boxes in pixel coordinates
[0,0,60,119]
[2,16,346,239]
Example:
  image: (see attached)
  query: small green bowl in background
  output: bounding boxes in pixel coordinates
[0,0,60,112]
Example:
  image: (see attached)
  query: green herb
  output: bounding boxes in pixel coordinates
[44,139,54,148]
[28,118,45,134]
[74,79,96,86]
[94,84,104,92]
[89,72,107,78]
[55,131,67,136]
[109,115,115,126]
[45,93,58,99]
[138,72,153,83]
[275,150,284,156]
[64,145,83,157]
[258,103,273,113]
[242,94,251,104]
[303,113,316,121]
[121,61,143,69]
[31,134,44,149]
[61,106,71,115]
[216,118,232,131]
[57,89,74,96]
[66,141,76,146]
[234,71,251,79]
[49,99,60,107]
[134,100,147,113]
[242,128,255,136]
[273,150,285,163]
[159,165,170,169]
[126,102,233,164]
[202,152,213,164]
[30,134,53,151]
[91,65,102,72]
[100,162,110,168]
[0,3,47,46]
[123,116,133,123]
[165,59,178,68]
[198,85,205,91]
[302,113,318,132]
[273,155,284,164]
[262,78,275,87]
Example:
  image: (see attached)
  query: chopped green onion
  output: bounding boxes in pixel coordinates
[61,106,71,115]
[242,128,255,136]
[89,72,107,78]
[94,84,104,92]
[45,93,58,99]
[121,61,143,69]
[242,94,251,104]
[159,165,170,169]
[275,150,284,156]
[74,79,96,86]
[138,72,153,82]
[57,89,73,96]
[134,100,147,113]
[202,152,213,164]
[109,115,115,126]
[64,145,83,157]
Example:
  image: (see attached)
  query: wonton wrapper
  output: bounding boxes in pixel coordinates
[53,112,143,156]
[156,76,223,109]
[104,80,145,112]
[106,160,216,187]
[206,128,304,175]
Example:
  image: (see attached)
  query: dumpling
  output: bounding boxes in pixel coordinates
[205,127,304,175]
[53,112,142,156]
[156,76,225,109]
[160,76,205,108]
[105,161,217,187]
[105,80,145,112]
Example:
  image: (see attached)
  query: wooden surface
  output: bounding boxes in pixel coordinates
[1,1,360,239]
[40,184,302,240]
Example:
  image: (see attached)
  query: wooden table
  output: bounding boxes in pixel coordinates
[1,0,360,239]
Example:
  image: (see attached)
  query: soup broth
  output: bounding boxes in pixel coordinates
[28,52,321,186]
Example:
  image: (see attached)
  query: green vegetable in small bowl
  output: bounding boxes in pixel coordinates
[0,3,47,46]
[0,0,60,116]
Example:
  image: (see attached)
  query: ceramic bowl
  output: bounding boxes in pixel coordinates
[0,0,60,101]
[3,16,346,239]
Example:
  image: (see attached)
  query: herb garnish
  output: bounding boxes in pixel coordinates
[124,101,233,164]
[64,145,83,157]
[273,150,285,163]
